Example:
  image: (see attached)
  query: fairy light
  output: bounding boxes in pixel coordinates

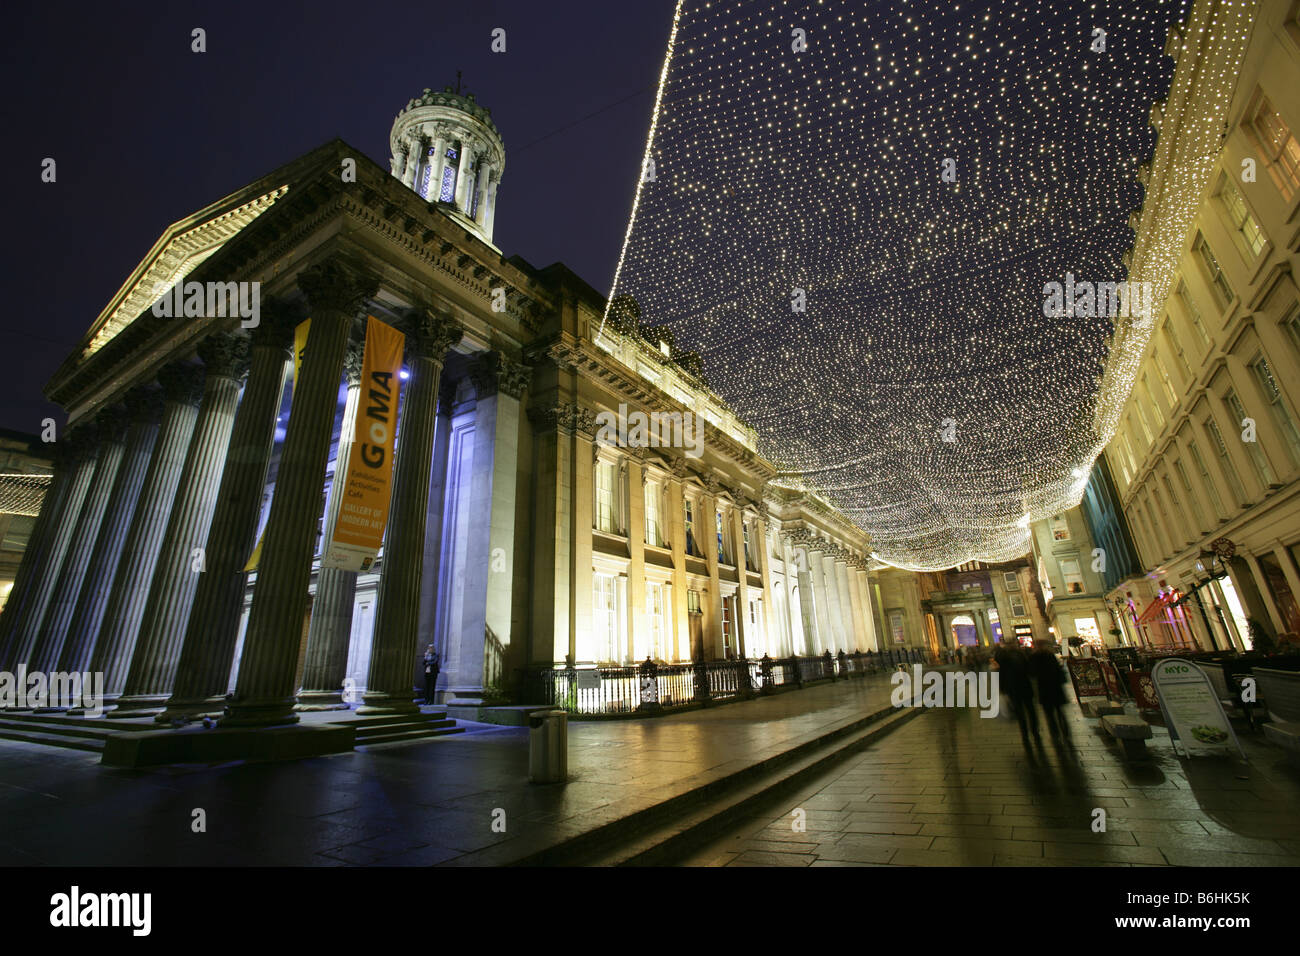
[604,0,1237,570]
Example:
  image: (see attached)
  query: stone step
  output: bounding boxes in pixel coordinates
[0,711,157,732]
[0,718,113,740]
[341,712,449,729]
[353,718,458,740]
[356,726,466,746]
[0,726,105,753]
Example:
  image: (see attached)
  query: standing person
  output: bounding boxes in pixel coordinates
[993,637,1040,748]
[1029,639,1071,740]
[422,645,440,704]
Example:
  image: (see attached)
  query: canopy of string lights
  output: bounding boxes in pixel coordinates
[603,0,1234,571]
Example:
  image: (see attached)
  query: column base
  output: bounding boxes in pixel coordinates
[154,696,229,723]
[220,697,301,728]
[295,690,351,712]
[356,691,420,716]
[107,695,168,718]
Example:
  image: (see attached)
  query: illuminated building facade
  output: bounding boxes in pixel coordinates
[1102,0,1300,652]
[0,87,882,744]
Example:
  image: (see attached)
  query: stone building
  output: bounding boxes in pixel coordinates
[0,429,55,611]
[1099,0,1300,652]
[0,86,882,750]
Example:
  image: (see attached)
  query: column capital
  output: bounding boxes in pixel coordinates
[251,297,301,354]
[94,404,132,444]
[466,349,529,399]
[343,338,365,386]
[197,332,251,381]
[296,256,380,318]
[124,386,165,425]
[157,362,206,407]
[403,309,463,361]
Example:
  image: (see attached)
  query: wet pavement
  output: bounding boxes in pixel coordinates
[0,674,897,866]
[676,691,1300,866]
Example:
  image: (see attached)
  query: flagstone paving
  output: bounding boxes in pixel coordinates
[0,674,898,866]
[675,691,1300,867]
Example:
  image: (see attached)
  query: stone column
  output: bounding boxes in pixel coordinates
[443,350,527,704]
[856,566,881,651]
[160,307,296,720]
[361,310,462,715]
[31,406,132,674]
[731,505,749,657]
[571,410,597,662]
[474,162,495,225]
[223,257,378,727]
[806,545,834,654]
[5,427,99,669]
[823,552,848,653]
[455,147,476,213]
[57,390,164,675]
[1241,550,1287,635]
[484,176,500,238]
[298,339,365,710]
[0,445,73,670]
[113,334,248,714]
[666,462,690,661]
[91,365,204,701]
[627,455,647,660]
[431,135,448,197]
[840,558,865,652]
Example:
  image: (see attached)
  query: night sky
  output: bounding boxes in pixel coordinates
[0,0,675,434]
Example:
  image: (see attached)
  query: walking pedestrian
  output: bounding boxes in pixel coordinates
[1028,639,1071,740]
[422,644,440,704]
[993,637,1040,747]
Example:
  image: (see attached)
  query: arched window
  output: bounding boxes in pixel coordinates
[438,144,460,203]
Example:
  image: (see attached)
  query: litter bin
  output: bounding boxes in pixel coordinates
[528,709,568,784]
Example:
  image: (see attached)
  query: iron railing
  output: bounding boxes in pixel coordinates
[518,648,932,716]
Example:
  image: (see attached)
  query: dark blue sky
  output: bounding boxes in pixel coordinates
[0,0,675,432]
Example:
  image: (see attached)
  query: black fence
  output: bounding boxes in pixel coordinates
[517,648,932,716]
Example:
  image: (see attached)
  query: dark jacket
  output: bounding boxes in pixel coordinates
[992,645,1034,700]
[1028,649,1068,707]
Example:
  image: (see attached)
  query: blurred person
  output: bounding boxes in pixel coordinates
[1029,638,1071,740]
[993,637,1039,747]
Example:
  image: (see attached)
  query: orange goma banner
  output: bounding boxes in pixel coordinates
[321,316,404,573]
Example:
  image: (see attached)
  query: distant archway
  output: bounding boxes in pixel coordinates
[951,613,978,647]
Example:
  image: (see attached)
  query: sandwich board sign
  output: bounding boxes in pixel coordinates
[1150,658,1245,759]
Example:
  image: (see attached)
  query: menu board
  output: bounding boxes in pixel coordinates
[1067,658,1107,699]
[1151,658,1244,758]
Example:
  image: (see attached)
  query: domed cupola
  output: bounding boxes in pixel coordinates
[390,80,505,246]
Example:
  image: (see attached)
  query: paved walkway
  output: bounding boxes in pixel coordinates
[677,691,1300,866]
[0,675,896,866]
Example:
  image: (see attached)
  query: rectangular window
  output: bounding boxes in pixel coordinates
[1251,355,1300,468]
[1194,234,1234,309]
[1059,558,1086,595]
[1284,300,1300,356]
[1142,375,1165,426]
[1003,570,1021,592]
[1162,318,1191,383]
[1152,351,1178,407]
[1132,406,1153,448]
[1249,94,1300,199]
[595,459,619,534]
[1161,474,1185,542]
[684,498,698,556]
[644,480,661,547]
[1177,281,1211,349]
[721,596,733,658]
[1049,516,1070,541]
[716,509,727,564]
[1187,438,1227,518]
[1173,457,1205,529]
[646,581,666,660]
[1010,595,1027,617]
[1216,172,1267,258]
[593,573,620,663]
[0,514,35,551]
[687,588,701,614]
[742,520,753,569]
[1205,417,1248,506]
[1225,389,1276,487]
